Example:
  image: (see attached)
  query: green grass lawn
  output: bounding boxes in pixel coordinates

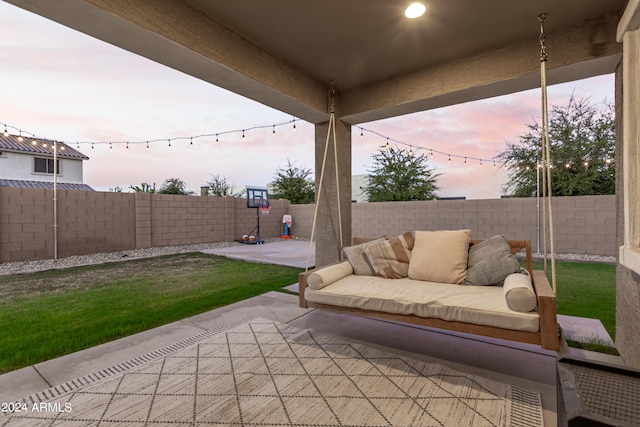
[529,259,617,353]
[0,253,302,374]
[0,254,618,374]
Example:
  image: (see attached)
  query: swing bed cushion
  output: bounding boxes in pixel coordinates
[299,235,559,351]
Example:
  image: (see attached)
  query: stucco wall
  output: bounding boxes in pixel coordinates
[289,195,617,257]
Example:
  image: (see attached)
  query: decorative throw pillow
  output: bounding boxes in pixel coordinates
[307,261,354,290]
[503,271,537,312]
[343,237,386,276]
[408,229,471,284]
[363,232,414,279]
[464,235,522,286]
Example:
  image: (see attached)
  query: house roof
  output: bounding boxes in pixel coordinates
[0,133,89,160]
[0,179,94,191]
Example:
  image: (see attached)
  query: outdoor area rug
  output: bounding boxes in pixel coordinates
[2,318,543,426]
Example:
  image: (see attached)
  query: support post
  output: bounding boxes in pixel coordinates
[314,119,352,267]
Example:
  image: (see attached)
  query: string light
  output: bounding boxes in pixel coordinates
[1,119,612,173]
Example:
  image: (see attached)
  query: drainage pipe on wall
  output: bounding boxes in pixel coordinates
[53,141,58,260]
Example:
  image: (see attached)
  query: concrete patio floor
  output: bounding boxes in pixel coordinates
[0,240,623,427]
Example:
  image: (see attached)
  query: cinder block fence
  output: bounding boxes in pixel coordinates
[289,195,617,257]
[0,187,616,263]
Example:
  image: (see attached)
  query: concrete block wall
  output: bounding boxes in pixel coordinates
[288,195,617,257]
[0,187,291,263]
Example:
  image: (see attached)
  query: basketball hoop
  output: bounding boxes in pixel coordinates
[259,205,271,216]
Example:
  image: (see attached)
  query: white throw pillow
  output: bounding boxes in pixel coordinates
[503,271,537,312]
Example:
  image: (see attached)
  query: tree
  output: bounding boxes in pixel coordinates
[129,182,156,193]
[205,174,240,197]
[364,146,440,202]
[158,178,194,195]
[270,159,315,204]
[498,95,615,197]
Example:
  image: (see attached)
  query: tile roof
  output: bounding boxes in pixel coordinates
[0,179,95,191]
[0,133,89,160]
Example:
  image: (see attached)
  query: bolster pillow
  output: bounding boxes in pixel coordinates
[503,271,537,312]
[307,261,354,290]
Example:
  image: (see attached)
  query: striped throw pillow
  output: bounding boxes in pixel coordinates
[363,232,415,279]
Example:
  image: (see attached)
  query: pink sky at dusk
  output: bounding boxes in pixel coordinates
[0,2,615,200]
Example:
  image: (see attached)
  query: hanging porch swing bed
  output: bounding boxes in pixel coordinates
[299,14,561,352]
[299,233,559,351]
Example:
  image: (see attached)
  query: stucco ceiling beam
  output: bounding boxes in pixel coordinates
[6,0,330,123]
[340,12,622,124]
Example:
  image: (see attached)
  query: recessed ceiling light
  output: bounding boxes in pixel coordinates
[404,2,427,19]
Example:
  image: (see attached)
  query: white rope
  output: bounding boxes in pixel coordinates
[539,14,557,294]
[305,112,334,272]
[331,113,344,258]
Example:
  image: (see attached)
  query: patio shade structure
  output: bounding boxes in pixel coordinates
[9,0,640,369]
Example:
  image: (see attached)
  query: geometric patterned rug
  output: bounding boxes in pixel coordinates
[1,318,543,426]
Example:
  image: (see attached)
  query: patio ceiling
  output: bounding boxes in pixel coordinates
[6,0,627,124]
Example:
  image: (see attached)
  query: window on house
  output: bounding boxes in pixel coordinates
[34,157,60,174]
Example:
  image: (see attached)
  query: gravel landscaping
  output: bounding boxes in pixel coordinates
[0,239,284,276]
[0,239,615,276]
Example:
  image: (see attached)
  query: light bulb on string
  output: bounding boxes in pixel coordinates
[190,137,193,146]
[272,125,276,138]
[242,129,245,139]
[479,160,483,167]
[565,162,571,169]
[464,157,467,166]
[18,131,23,142]
[126,142,129,149]
[91,143,94,149]
[584,161,589,168]
[360,128,364,140]
[385,138,390,150]
[429,150,434,159]
[32,139,38,146]
[408,146,413,157]
[146,141,149,149]
[76,142,80,149]
[292,119,297,133]
[216,134,219,143]
[448,155,452,164]
[168,139,171,148]
[109,143,112,150]
[493,161,496,168]
[3,126,8,137]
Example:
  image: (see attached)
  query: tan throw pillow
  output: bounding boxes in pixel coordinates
[363,232,414,279]
[408,230,471,284]
[503,271,537,312]
[343,237,386,276]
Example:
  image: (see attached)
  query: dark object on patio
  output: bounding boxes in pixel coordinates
[236,187,269,245]
[557,356,640,426]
